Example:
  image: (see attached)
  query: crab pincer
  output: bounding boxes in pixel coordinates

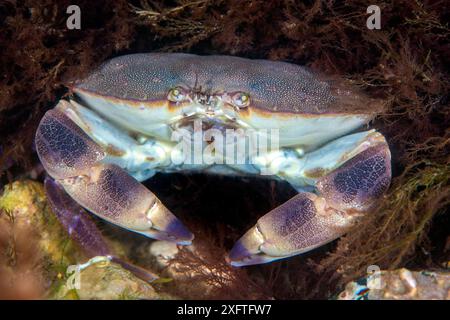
[36,103,193,244]
[228,139,391,266]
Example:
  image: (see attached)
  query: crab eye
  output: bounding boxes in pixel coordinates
[168,87,186,102]
[232,92,250,108]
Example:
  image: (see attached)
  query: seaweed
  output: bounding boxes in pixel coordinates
[130,0,221,51]
[0,191,47,300]
[0,215,45,299]
[0,0,134,179]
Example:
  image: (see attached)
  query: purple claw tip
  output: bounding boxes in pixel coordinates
[166,220,194,245]
[228,241,250,263]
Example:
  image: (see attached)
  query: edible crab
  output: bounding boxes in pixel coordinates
[36,53,391,267]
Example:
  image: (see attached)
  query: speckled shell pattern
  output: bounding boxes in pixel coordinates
[74,53,379,115]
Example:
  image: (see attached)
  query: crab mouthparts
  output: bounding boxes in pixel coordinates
[172,113,245,135]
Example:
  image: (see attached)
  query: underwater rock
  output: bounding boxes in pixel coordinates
[0,180,168,299]
[148,240,180,268]
[0,180,84,297]
[338,268,450,300]
[55,256,164,300]
[0,180,83,264]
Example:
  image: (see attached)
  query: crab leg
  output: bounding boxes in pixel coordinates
[228,135,391,266]
[45,177,158,282]
[36,101,193,244]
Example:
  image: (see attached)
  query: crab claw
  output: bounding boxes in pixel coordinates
[59,163,194,244]
[228,192,355,266]
[36,105,193,245]
[228,143,391,267]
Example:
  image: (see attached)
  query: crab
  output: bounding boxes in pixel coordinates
[35,53,391,267]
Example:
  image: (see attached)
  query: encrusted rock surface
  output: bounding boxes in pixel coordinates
[338,268,450,300]
[55,257,164,300]
[0,180,84,297]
